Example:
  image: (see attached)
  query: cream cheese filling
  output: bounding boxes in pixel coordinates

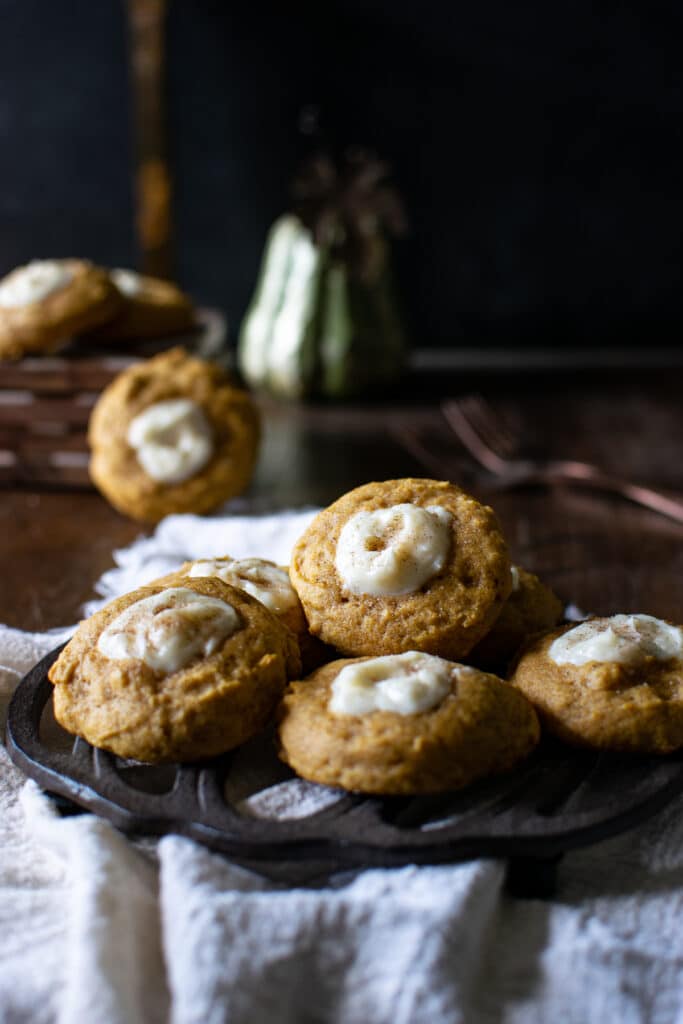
[97,586,240,673]
[334,503,452,597]
[549,614,683,667]
[127,398,213,484]
[329,651,456,716]
[111,268,143,297]
[187,557,298,614]
[0,260,73,308]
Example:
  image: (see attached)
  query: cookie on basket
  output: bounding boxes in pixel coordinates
[48,577,300,763]
[289,478,512,660]
[87,268,196,343]
[88,347,260,523]
[154,556,331,673]
[510,613,683,753]
[278,651,540,794]
[0,259,122,360]
[468,566,564,672]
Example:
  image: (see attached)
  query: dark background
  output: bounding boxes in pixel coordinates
[1,0,682,350]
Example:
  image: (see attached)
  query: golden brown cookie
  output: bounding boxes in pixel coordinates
[49,576,301,763]
[510,614,683,753]
[468,566,564,672]
[289,478,511,660]
[278,652,540,794]
[88,347,260,523]
[153,555,332,673]
[87,268,196,342]
[0,259,122,360]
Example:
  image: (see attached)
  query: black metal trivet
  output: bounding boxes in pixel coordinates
[7,646,683,895]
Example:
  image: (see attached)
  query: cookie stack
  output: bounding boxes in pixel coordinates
[0,259,196,360]
[280,479,546,793]
[47,478,543,790]
[48,477,683,792]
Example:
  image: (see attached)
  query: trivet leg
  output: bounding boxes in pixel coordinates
[46,791,84,817]
[505,854,563,899]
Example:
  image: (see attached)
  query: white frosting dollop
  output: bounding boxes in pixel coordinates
[111,268,143,297]
[329,651,456,716]
[335,503,452,597]
[187,557,298,614]
[0,260,73,308]
[97,586,240,674]
[127,398,213,484]
[549,614,683,667]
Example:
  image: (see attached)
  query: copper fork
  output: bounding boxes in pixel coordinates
[441,396,683,525]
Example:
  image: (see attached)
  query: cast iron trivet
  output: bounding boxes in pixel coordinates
[7,646,683,894]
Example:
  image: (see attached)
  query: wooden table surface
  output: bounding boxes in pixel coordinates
[2,373,682,633]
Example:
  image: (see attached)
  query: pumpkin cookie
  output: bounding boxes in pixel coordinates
[278,651,540,794]
[0,259,122,360]
[510,614,683,753]
[49,576,300,763]
[88,268,196,342]
[154,556,331,673]
[88,347,260,523]
[468,566,564,672]
[289,478,511,660]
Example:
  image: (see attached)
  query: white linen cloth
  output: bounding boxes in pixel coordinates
[1,509,683,1024]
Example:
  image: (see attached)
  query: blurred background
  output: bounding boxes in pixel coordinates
[1,0,682,353]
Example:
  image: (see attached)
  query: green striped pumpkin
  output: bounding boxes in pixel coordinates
[238,215,407,400]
